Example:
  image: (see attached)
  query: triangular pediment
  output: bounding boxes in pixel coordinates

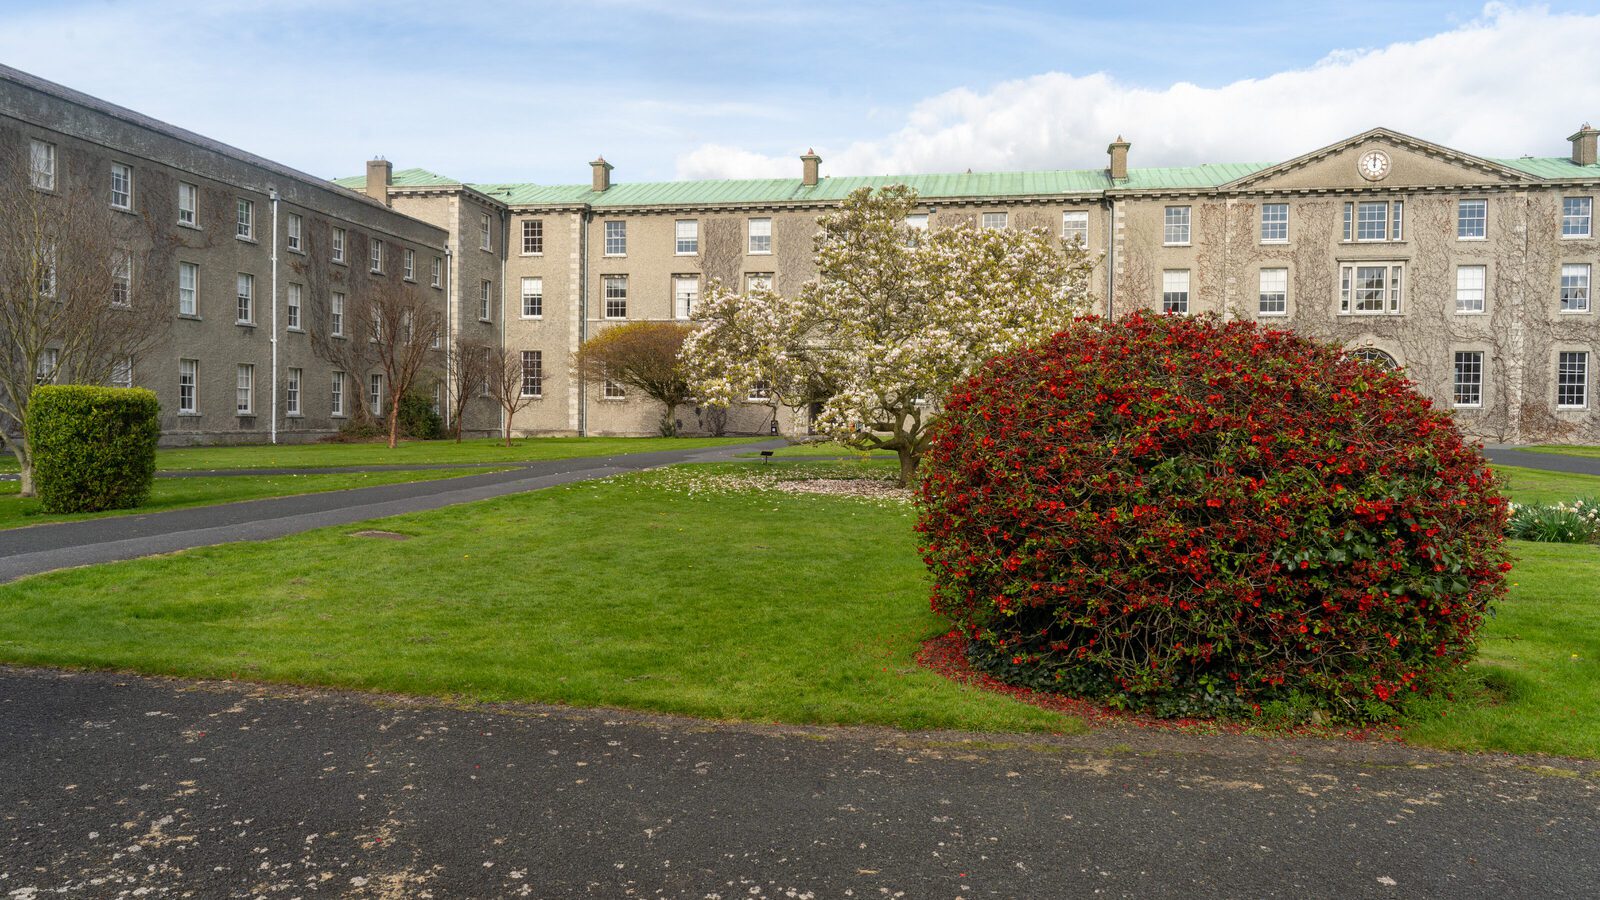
[1222,128,1536,192]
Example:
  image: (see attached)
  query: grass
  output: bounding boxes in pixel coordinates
[0,467,504,530]
[1523,445,1600,460]
[0,436,762,473]
[0,461,1070,734]
[1490,465,1600,504]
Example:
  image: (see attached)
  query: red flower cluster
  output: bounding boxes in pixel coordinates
[915,313,1510,721]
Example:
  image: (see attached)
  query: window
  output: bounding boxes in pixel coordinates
[331,371,345,416]
[432,383,442,415]
[1339,263,1405,315]
[111,357,133,389]
[1453,351,1483,408]
[674,275,699,319]
[748,380,771,401]
[521,277,543,317]
[480,213,493,251]
[1163,206,1190,245]
[39,247,55,297]
[286,367,302,416]
[331,292,345,336]
[1352,348,1398,370]
[1258,268,1287,316]
[111,251,132,306]
[905,212,930,233]
[287,283,302,329]
[1260,203,1288,243]
[431,256,442,288]
[1161,270,1190,314]
[748,217,773,253]
[236,198,254,239]
[287,213,302,251]
[404,248,416,281]
[1458,200,1487,240]
[110,163,132,209]
[479,279,493,320]
[1558,351,1589,408]
[604,376,626,399]
[522,219,544,254]
[35,348,58,385]
[521,350,543,397]
[604,221,626,256]
[981,212,1008,231]
[1456,266,1487,314]
[671,218,700,255]
[370,239,384,273]
[1561,264,1591,313]
[332,227,346,262]
[177,182,197,227]
[236,364,254,415]
[1563,197,1593,238]
[745,272,774,292]
[1062,211,1088,245]
[179,262,198,315]
[236,273,254,323]
[29,140,55,190]
[370,373,385,416]
[179,359,198,413]
[603,275,628,319]
[1355,201,1388,241]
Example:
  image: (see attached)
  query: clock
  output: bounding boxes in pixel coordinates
[1358,149,1391,182]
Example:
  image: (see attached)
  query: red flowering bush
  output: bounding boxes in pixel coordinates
[916,313,1511,721]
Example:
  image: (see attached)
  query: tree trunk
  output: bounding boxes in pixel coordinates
[896,446,919,488]
[503,412,513,447]
[17,459,34,498]
[388,396,401,449]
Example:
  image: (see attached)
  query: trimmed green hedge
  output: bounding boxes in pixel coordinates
[27,385,161,513]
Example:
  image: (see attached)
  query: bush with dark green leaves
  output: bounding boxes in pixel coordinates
[398,390,443,440]
[26,385,161,513]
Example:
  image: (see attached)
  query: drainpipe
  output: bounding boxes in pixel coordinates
[269,188,280,444]
[444,244,454,432]
[577,207,590,436]
[1103,195,1116,320]
[499,206,509,441]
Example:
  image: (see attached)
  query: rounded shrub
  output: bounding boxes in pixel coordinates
[916,313,1511,721]
[397,390,443,440]
[27,385,161,513]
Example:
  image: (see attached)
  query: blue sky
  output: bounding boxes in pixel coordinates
[1,1,1596,184]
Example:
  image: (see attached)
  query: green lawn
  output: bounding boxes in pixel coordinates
[0,436,762,474]
[0,461,1068,734]
[1490,465,1600,504]
[0,468,505,530]
[1523,445,1600,460]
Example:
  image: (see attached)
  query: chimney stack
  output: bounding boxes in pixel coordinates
[1107,136,1130,183]
[590,156,614,192]
[801,148,822,186]
[366,157,392,205]
[1570,123,1598,166]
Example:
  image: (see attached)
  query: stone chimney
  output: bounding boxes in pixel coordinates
[366,157,392,205]
[801,148,822,186]
[1570,124,1599,166]
[1107,136,1130,183]
[590,156,614,192]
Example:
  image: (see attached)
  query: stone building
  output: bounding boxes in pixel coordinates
[4,60,1597,446]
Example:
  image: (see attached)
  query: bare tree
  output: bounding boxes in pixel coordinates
[577,321,697,436]
[368,277,444,448]
[485,347,537,447]
[446,337,493,442]
[302,230,379,424]
[0,149,166,495]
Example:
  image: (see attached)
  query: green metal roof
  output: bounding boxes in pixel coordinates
[1492,157,1600,180]
[1115,162,1275,190]
[333,167,461,190]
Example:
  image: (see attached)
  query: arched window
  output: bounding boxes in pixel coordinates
[1350,348,1399,370]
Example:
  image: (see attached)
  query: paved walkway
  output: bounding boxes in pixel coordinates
[1,666,1594,898]
[0,441,779,583]
[1482,446,1600,476]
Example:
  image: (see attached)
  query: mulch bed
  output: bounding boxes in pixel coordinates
[916,630,1405,742]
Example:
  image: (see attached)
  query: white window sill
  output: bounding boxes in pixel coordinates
[1556,405,1589,411]
[1260,239,1289,246]
[675,251,699,257]
[521,251,544,257]
[1559,309,1591,315]
[287,247,305,255]
[600,396,627,402]
[1258,311,1288,317]
[178,313,202,321]
[403,277,416,283]
[178,410,199,417]
[287,326,305,333]
[237,235,257,244]
[520,393,543,400]
[177,221,201,231]
[479,318,493,324]
[1453,403,1483,410]
[1162,242,1191,248]
[370,269,384,275]
[603,253,627,258]
[111,205,134,214]
[332,259,347,267]
[1560,234,1592,240]
[747,250,772,256]
[521,315,543,320]
[236,320,256,328]
[1455,310,1487,316]
[1457,236,1487,242]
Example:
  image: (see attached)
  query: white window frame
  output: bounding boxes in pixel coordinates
[178,261,198,316]
[404,248,416,281]
[236,273,254,324]
[370,239,384,273]
[480,213,493,252]
[179,359,198,414]
[110,357,133,389]
[287,213,303,252]
[370,373,385,417]
[1258,268,1287,316]
[110,162,133,210]
[431,256,443,288]
[980,212,1008,231]
[674,274,699,320]
[520,350,543,398]
[522,219,543,255]
[1260,203,1288,244]
[1562,197,1593,239]
[1339,262,1405,315]
[1062,211,1088,245]
[603,377,626,399]
[1455,265,1487,315]
[1452,351,1484,409]
[521,276,543,318]
[236,198,254,240]
[479,279,493,321]
[1161,269,1190,314]
[675,219,699,255]
[236,364,254,415]
[35,347,59,385]
[330,371,345,417]
[332,227,346,263]
[177,182,198,227]
[748,217,773,254]
[603,221,627,256]
[747,380,772,402]
[1163,206,1190,246]
[1457,199,1487,241]
[1557,351,1589,409]
[29,139,55,191]
[1560,263,1591,313]
[110,250,132,307]
[331,291,346,336]
[285,367,302,417]
[744,272,774,292]
[603,274,628,319]
[287,282,302,330]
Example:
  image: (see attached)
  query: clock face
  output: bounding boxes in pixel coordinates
[1358,149,1391,181]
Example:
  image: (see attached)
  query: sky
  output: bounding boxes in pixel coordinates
[1,1,1597,186]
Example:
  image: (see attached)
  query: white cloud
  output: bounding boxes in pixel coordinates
[675,4,1600,179]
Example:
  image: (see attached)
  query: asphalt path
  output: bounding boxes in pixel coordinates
[1,666,1596,898]
[1482,447,1600,476]
[0,441,779,583]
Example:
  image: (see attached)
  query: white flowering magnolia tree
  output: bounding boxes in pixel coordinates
[681,185,1097,485]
